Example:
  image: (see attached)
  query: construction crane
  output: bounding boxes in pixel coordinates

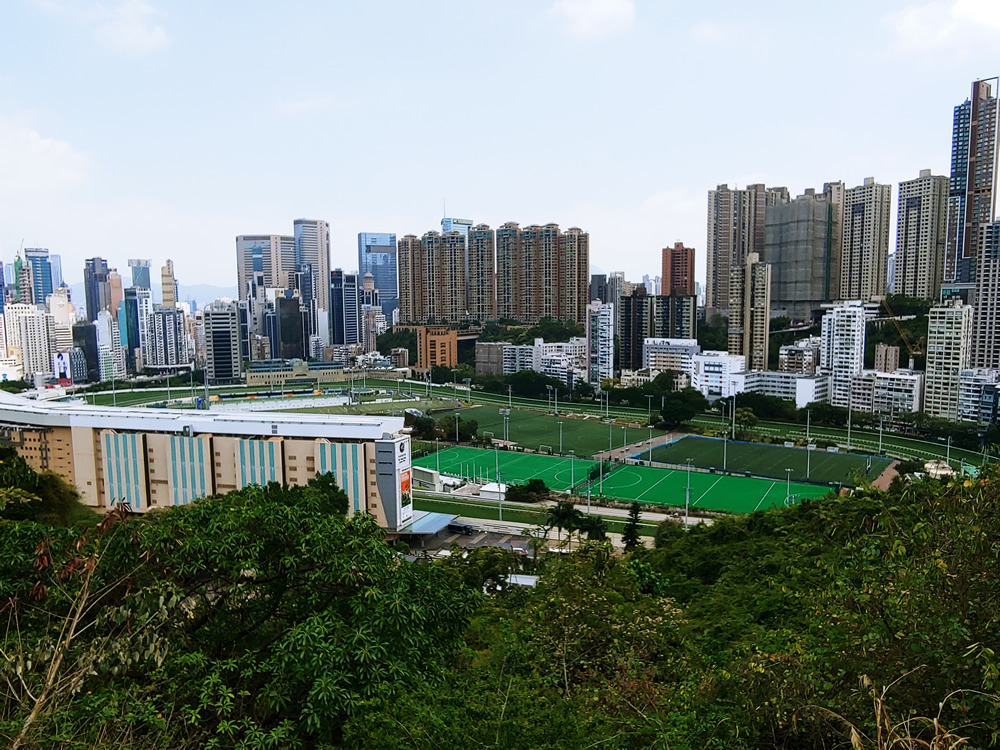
[881,297,924,369]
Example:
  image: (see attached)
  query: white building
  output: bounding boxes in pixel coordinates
[95,310,127,381]
[728,370,830,409]
[501,337,587,387]
[691,351,745,398]
[18,310,54,379]
[958,368,1000,423]
[643,338,700,374]
[849,369,923,419]
[4,303,36,364]
[586,301,614,388]
[924,299,973,420]
[820,301,866,408]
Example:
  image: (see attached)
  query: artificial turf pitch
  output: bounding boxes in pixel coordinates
[414,446,600,493]
[648,435,891,487]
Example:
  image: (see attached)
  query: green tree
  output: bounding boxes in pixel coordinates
[734,406,759,439]
[622,502,642,552]
[505,478,550,504]
[544,500,584,545]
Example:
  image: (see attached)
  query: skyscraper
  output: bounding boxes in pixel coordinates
[397,231,467,323]
[924,299,973,420]
[330,270,360,345]
[467,224,496,322]
[945,78,999,287]
[974,221,1000,368]
[236,234,296,297]
[49,254,63,290]
[661,242,695,296]
[128,259,152,290]
[619,288,697,371]
[83,257,111,323]
[763,186,842,320]
[23,248,53,305]
[586,300,614,387]
[840,178,891,301]
[589,274,608,304]
[204,302,242,384]
[728,252,771,372]
[120,286,152,373]
[357,232,398,317]
[293,219,331,342]
[161,260,178,308]
[706,184,789,313]
[820,301,866,408]
[147,308,188,366]
[895,169,949,300]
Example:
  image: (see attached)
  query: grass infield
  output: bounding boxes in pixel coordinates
[648,435,892,487]
[414,446,600,492]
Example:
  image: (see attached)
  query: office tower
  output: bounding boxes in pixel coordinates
[17,263,33,306]
[895,169,949,300]
[728,252,771,372]
[330,269,360,346]
[293,219,331,342]
[50,254,63,289]
[763,186,842,320]
[493,223,589,324]
[19,310,54,378]
[4,303,35,364]
[397,231,467,323]
[357,232,398,317]
[619,287,697,371]
[108,271,123,315]
[265,293,307,360]
[72,323,100,383]
[83,257,111,323]
[945,78,999,286]
[706,184,789,312]
[161,260,178,308]
[236,234,296,297]
[24,248,53,305]
[147,308,188,366]
[128,259,152,289]
[359,272,385,353]
[586,301,614,387]
[820,301,867,408]
[661,242,695,296]
[204,302,242,384]
[607,271,625,335]
[467,224,496,322]
[95,310,127,380]
[291,262,316,339]
[840,178,892,301]
[874,344,900,373]
[974,220,1000,368]
[589,274,608,303]
[924,299,973,419]
[120,287,152,373]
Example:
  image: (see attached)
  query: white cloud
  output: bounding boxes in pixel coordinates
[0,117,90,198]
[885,0,1000,54]
[35,0,169,54]
[547,0,635,38]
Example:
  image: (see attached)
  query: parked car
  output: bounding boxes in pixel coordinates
[448,523,475,536]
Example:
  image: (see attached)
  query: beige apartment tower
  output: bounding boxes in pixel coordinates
[923,299,973,420]
[661,242,695,296]
[728,252,771,372]
[895,170,949,300]
[840,178,892,301]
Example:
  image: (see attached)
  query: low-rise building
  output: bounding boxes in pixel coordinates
[849,369,923,419]
[643,338,700,374]
[691,351,745,398]
[778,337,821,374]
[728,370,830,408]
[958,368,1000,424]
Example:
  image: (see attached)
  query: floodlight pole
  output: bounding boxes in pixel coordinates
[546,385,553,413]
[646,394,653,425]
[847,398,852,452]
[554,387,558,416]
[807,445,811,479]
[685,458,692,528]
[498,469,503,522]
[785,467,791,506]
[558,421,563,454]
[495,444,499,484]
[947,436,952,467]
[648,426,653,464]
[456,414,460,444]
[879,416,884,455]
[507,384,512,408]
[570,449,575,491]
[435,438,440,474]
[806,408,811,443]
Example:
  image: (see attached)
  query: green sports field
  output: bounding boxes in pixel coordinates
[590,464,832,513]
[648,435,891,487]
[437,405,662,457]
[414,446,600,492]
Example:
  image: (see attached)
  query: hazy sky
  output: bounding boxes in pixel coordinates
[1,0,998,294]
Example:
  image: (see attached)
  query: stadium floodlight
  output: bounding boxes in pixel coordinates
[785,468,792,506]
[684,458,693,528]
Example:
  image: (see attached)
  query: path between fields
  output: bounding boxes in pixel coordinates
[593,431,684,463]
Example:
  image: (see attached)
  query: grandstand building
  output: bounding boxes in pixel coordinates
[0,391,416,533]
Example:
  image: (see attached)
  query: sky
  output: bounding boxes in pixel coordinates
[1,0,999,296]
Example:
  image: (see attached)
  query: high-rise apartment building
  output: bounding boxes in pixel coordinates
[293,219,331,343]
[147,308,188,366]
[728,252,771,372]
[706,184,789,312]
[204,302,242,384]
[495,223,589,324]
[586,301,614,387]
[924,299,973,420]
[330,270,360,346]
[974,220,1000,368]
[945,78,999,287]
[18,310,54,378]
[236,234,296,298]
[83,257,111,323]
[619,288,697,371]
[840,178,892,301]
[357,232,398,317]
[820,301,867,408]
[661,242,695,296]
[895,169,949,300]
[128,259,152,290]
[467,224,496,322]
[397,231,468,323]
[23,248,53,306]
[589,274,607,304]
[161,260,178,308]
[763,186,842,320]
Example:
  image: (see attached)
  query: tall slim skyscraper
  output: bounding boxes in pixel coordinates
[236,234,296,297]
[357,232,398,317]
[467,224,496,322]
[895,169,949,300]
[974,221,1000,368]
[661,242,695,296]
[128,259,152,290]
[706,184,789,312]
[161,260,178,308]
[204,302,242,384]
[83,257,111,323]
[763,186,842,320]
[840,178,891,301]
[293,219,331,342]
[728,252,771,372]
[586,300,614,387]
[924,299,973,420]
[49,254,63,289]
[820,301,867,408]
[23,248,53,305]
[945,78,999,286]
[108,271,123,315]
[330,270,360,345]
